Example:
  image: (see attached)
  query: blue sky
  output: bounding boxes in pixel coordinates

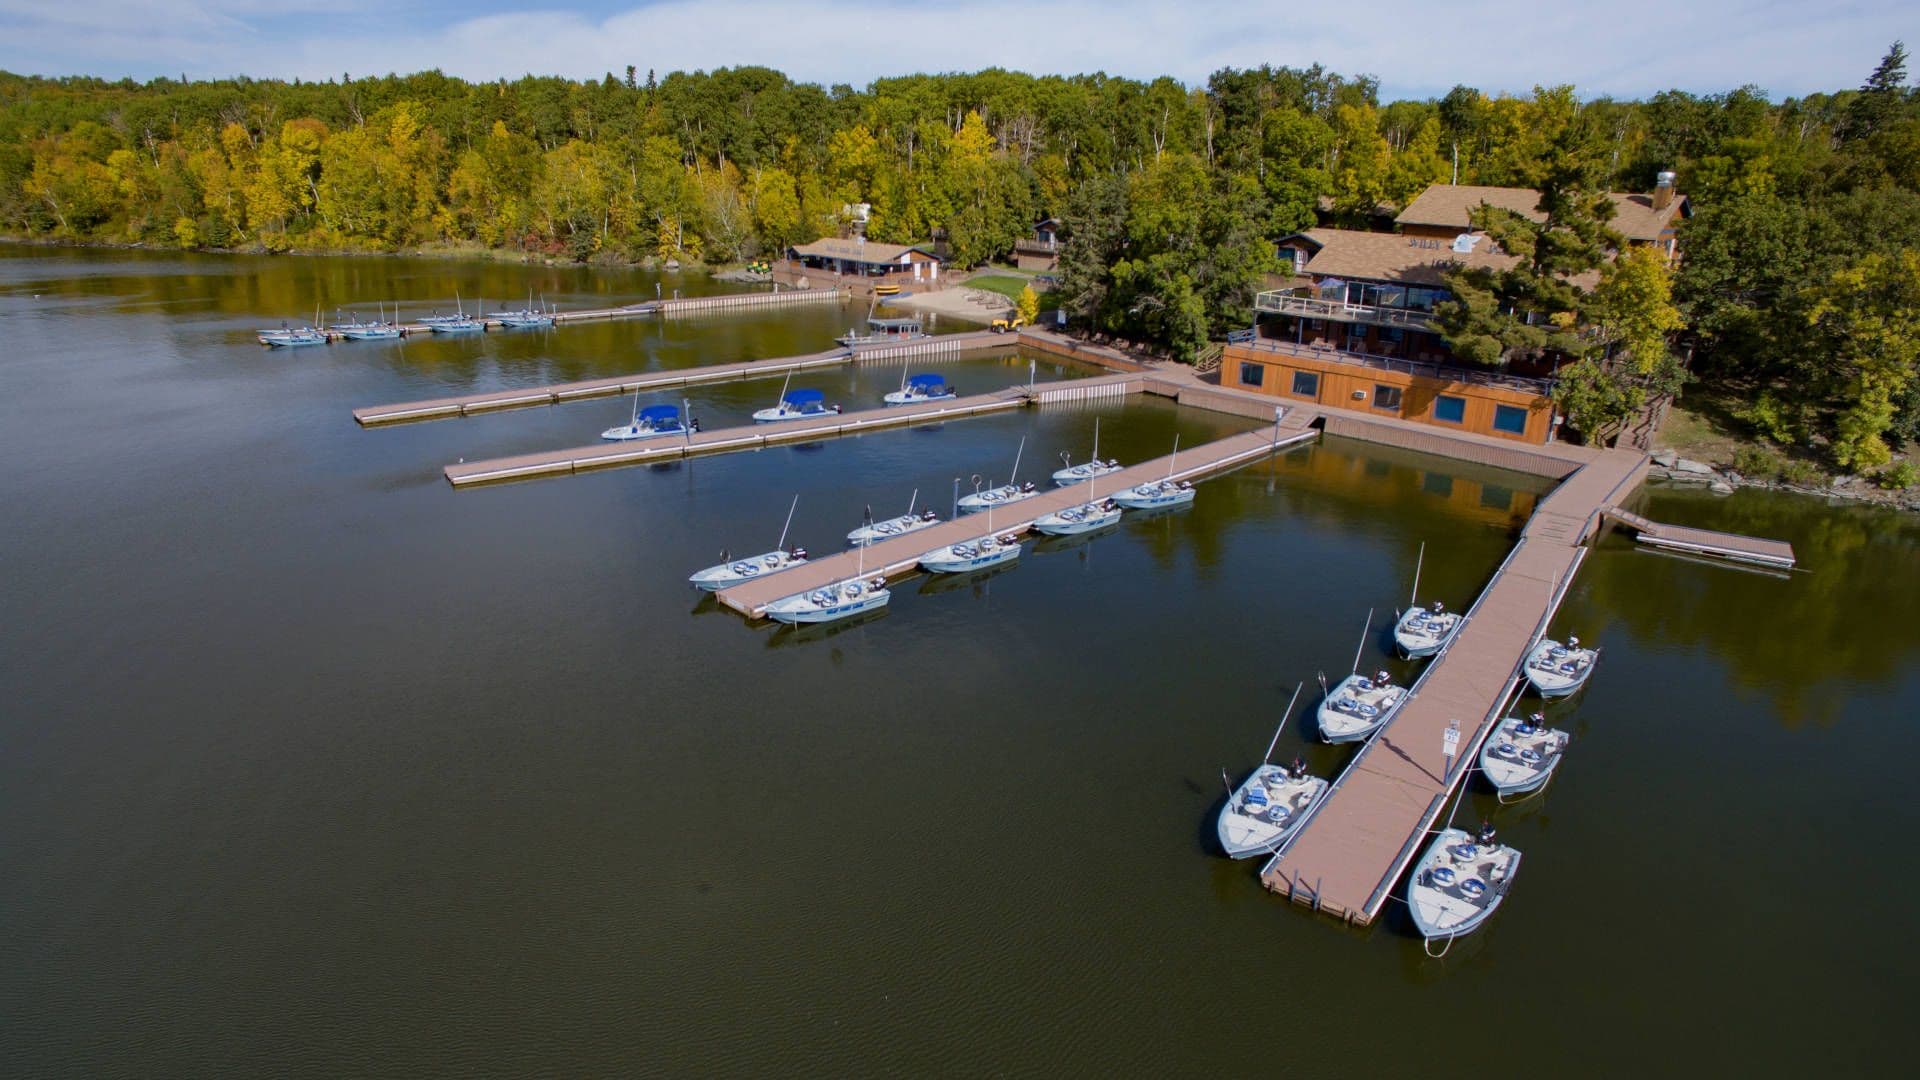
[0,0,1908,100]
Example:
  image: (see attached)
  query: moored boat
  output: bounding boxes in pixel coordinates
[1052,416,1121,485]
[919,532,1021,574]
[883,372,956,405]
[752,373,840,423]
[1112,435,1195,510]
[1407,824,1521,944]
[959,437,1040,513]
[689,495,808,590]
[258,325,325,347]
[1393,543,1461,658]
[764,574,891,624]
[847,490,940,547]
[1479,713,1570,796]
[1317,609,1407,743]
[1217,686,1328,858]
[1524,636,1598,698]
[602,402,695,441]
[838,315,926,347]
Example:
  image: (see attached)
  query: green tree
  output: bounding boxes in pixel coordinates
[1799,250,1920,469]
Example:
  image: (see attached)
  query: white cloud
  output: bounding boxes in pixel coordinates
[0,0,1908,100]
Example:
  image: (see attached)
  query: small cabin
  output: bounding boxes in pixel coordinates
[1014,218,1064,271]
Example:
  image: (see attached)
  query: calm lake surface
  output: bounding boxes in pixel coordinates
[2,247,1915,1076]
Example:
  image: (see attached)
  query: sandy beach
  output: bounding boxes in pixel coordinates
[878,285,1012,324]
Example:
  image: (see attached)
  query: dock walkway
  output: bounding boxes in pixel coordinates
[1601,506,1796,569]
[353,331,1008,425]
[441,385,1047,486]
[715,418,1320,617]
[1258,448,1648,925]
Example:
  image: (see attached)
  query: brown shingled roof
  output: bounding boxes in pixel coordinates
[1395,184,1686,242]
[790,238,939,264]
[1299,227,1522,287]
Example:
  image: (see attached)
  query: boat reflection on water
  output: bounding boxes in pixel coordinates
[1030,522,1119,556]
[764,604,890,646]
[917,561,1016,596]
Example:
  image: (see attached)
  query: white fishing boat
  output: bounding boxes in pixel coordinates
[1052,416,1122,485]
[919,532,1021,573]
[838,315,926,347]
[1112,435,1195,510]
[1393,543,1461,659]
[847,489,940,547]
[1407,824,1521,945]
[1479,713,1570,796]
[258,324,324,347]
[764,574,891,624]
[430,313,484,334]
[1317,610,1407,743]
[1217,686,1329,859]
[1524,636,1598,698]
[765,542,890,625]
[328,306,400,339]
[494,290,556,328]
[959,437,1040,513]
[602,401,694,441]
[882,372,956,405]
[688,495,808,590]
[338,303,402,340]
[1033,464,1123,536]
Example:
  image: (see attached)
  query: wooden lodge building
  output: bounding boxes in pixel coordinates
[1013,218,1063,272]
[1222,176,1688,445]
[773,238,944,297]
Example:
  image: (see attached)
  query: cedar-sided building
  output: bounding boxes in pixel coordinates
[1013,218,1063,271]
[773,238,943,294]
[1222,177,1688,445]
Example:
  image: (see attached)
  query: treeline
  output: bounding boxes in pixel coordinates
[1,52,1917,470]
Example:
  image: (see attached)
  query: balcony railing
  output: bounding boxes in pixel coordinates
[1254,291,1437,331]
[1013,238,1060,255]
[1226,336,1554,395]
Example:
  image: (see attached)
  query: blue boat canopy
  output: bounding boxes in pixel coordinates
[639,405,680,421]
[784,388,826,404]
[906,373,948,387]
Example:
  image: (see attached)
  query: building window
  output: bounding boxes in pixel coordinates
[1238,362,1265,388]
[1434,395,1467,424]
[1378,326,1404,344]
[1291,370,1319,398]
[1346,332,1366,353]
[1492,404,1528,435]
[1373,385,1403,412]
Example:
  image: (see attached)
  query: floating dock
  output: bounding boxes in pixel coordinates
[352,331,1010,425]
[441,387,1037,487]
[714,414,1323,617]
[322,287,844,340]
[1258,448,1649,926]
[1600,506,1796,569]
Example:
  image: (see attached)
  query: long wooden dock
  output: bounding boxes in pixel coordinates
[441,388,1034,486]
[715,416,1322,617]
[352,331,1011,425]
[1601,506,1796,569]
[1258,448,1649,926]
[316,286,844,342]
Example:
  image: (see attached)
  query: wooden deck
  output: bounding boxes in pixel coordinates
[1258,448,1649,925]
[715,419,1321,617]
[441,388,1033,487]
[1601,507,1796,569]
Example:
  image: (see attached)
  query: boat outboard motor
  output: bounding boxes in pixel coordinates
[921,510,939,521]
[1021,481,1037,493]
[1289,757,1309,780]
[1568,635,1581,649]
[1374,670,1391,688]
[1431,601,1445,615]
[1475,821,1498,848]
[790,546,808,561]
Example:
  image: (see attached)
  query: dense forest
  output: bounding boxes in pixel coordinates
[1,49,1917,475]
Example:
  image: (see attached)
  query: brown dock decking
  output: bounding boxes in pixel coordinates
[353,331,1012,426]
[352,348,855,425]
[714,421,1321,617]
[1258,448,1648,925]
[1601,506,1796,569]
[441,388,1035,486]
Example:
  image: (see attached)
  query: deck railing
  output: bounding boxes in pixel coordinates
[1254,291,1439,331]
[1226,336,1554,394]
[1013,238,1060,255]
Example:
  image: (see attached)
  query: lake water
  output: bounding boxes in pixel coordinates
[2,248,1914,1076]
